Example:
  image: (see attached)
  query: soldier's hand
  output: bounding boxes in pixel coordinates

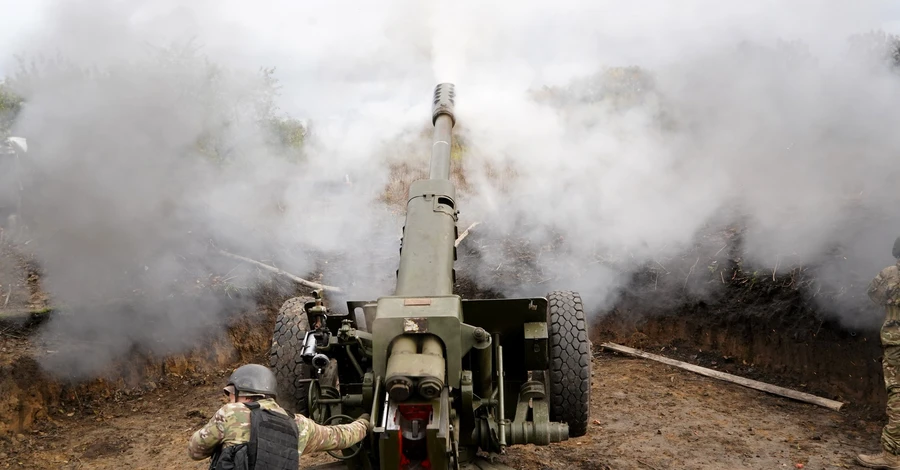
[358,413,373,432]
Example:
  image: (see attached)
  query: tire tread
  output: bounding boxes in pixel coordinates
[547,290,591,437]
[269,296,314,415]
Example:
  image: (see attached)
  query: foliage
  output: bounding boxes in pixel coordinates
[0,81,23,137]
[266,115,307,155]
[530,65,658,112]
[4,29,900,167]
[847,30,900,69]
[1,39,307,164]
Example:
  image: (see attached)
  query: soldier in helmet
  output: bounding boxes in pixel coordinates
[857,237,900,469]
[188,363,371,469]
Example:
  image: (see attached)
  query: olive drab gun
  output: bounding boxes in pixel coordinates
[269,84,592,469]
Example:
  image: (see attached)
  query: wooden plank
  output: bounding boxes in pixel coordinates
[216,249,343,293]
[454,221,481,247]
[0,307,53,320]
[600,342,845,412]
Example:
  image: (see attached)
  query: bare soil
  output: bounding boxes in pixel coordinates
[497,347,871,470]
[0,328,341,470]
[0,339,875,470]
[0,238,48,321]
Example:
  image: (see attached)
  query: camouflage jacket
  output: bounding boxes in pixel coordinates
[188,398,368,461]
[869,261,900,307]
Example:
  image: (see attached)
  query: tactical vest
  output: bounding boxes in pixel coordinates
[209,401,300,470]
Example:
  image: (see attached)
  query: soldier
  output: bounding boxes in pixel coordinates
[188,363,371,469]
[857,237,900,469]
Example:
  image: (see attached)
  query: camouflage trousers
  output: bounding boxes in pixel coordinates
[882,315,900,455]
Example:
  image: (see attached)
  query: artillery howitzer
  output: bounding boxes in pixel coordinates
[269,84,591,469]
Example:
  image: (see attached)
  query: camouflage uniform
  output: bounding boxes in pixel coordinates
[869,260,900,456]
[188,398,368,462]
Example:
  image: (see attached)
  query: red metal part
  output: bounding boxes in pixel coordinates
[397,404,433,469]
[398,404,433,421]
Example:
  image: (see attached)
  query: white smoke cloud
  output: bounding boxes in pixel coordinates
[2,0,900,377]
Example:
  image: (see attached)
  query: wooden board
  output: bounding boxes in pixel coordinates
[600,342,845,412]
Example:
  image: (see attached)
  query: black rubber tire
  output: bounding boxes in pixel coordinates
[269,296,314,416]
[547,290,591,438]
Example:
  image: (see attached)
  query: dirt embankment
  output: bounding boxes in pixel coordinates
[591,249,887,416]
[595,295,884,414]
[0,291,283,438]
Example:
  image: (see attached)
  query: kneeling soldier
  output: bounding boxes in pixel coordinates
[188,363,371,469]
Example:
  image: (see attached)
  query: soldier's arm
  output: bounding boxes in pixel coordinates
[869,268,893,305]
[187,406,228,460]
[295,413,369,454]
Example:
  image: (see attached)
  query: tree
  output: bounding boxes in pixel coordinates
[846,30,900,69]
[3,39,308,164]
[0,81,23,137]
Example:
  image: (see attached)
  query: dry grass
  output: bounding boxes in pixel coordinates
[379,161,472,207]
[378,122,477,209]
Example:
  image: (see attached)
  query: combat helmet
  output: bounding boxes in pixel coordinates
[225,364,278,398]
[894,236,900,259]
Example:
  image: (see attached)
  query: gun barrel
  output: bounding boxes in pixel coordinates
[429,83,455,181]
[393,84,459,297]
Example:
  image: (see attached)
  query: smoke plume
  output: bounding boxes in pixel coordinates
[1,0,900,377]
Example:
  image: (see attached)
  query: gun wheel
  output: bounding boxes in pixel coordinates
[269,296,314,416]
[308,359,340,424]
[546,290,591,437]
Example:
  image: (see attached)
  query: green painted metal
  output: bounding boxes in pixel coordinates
[288,84,588,470]
[523,321,549,370]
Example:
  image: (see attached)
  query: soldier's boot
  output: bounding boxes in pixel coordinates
[856,450,900,469]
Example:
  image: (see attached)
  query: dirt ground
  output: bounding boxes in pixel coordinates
[0,340,878,470]
[0,239,47,315]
